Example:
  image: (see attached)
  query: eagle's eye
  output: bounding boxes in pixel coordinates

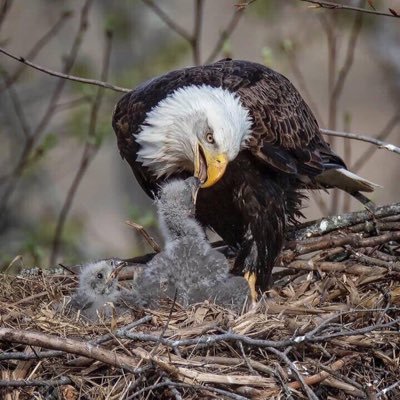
[97,272,103,279]
[206,132,214,144]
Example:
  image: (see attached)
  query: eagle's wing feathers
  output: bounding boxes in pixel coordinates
[234,63,344,179]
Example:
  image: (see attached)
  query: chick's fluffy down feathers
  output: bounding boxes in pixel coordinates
[124,178,249,312]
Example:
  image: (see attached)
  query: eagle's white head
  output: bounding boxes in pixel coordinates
[136,85,252,187]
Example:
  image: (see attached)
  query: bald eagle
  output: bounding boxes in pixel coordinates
[112,59,376,295]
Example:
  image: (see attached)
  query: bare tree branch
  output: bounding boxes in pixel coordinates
[49,29,113,266]
[0,68,31,138]
[0,0,12,31]
[205,6,245,64]
[321,128,400,155]
[0,0,93,219]
[0,45,129,93]
[0,10,72,93]
[141,0,192,43]
[192,0,204,65]
[297,0,400,18]
[351,113,400,172]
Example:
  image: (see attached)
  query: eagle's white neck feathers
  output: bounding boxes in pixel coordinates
[136,85,252,178]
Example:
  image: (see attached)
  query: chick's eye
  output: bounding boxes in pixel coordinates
[97,273,103,279]
[206,132,214,144]
[110,260,114,267]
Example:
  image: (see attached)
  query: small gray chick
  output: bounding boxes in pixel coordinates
[127,177,249,311]
[68,259,122,321]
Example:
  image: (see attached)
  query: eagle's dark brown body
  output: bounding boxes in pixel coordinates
[113,59,354,290]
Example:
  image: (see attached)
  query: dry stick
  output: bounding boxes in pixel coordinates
[297,0,400,18]
[377,381,400,398]
[121,317,400,351]
[204,5,245,64]
[192,355,276,376]
[125,220,161,253]
[351,251,400,273]
[127,381,249,400]
[0,10,72,93]
[266,347,319,400]
[0,328,141,374]
[351,113,400,172]
[321,128,400,155]
[317,362,365,395]
[66,315,153,367]
[286,231,400,258]
[288,356,355,390]
[0,0,93,219]
[49,30,112,266]
[0,376,72,388]
[292,202,400,240]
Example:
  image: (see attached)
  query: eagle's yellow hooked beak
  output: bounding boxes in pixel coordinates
[194,143,228,188]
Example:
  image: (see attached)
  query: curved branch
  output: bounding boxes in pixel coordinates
[0,45,130,93]
[297,0,400,18]
[321,128,400,155]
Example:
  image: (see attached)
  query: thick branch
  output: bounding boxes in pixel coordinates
[0,328,140,373]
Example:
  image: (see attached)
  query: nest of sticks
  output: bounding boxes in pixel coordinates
[1,202,400,400]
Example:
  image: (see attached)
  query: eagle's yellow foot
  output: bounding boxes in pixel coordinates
[244,272,258,307]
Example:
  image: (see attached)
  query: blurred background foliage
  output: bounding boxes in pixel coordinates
[0,0,399,271]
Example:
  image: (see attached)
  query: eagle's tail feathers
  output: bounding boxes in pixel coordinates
[316,168,381,193]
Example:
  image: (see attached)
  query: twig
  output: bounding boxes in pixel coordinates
[288,356,356,390]
[163,377,183,400]
[0,0,93,219]
[0,68,31,138]
[0,10,72,92]
[127,381,250,400]
[141,0,192,43]
[297,0,400,18]
[330,7,363,108]
[49,29,113,265]
[0,376,72,388]
[351,113,400,172]
[286,231,400,257]
[351,251,400,273]
[126,220,161,253]
[66,315,152,367]
[0,0,12,30]
[0,46,129,93]
[121,317,400,350]
[192,0,204,65]
[377,381,400,398]
[205,6,245,64]
[267,347,319,400]
[321,128,400,155]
